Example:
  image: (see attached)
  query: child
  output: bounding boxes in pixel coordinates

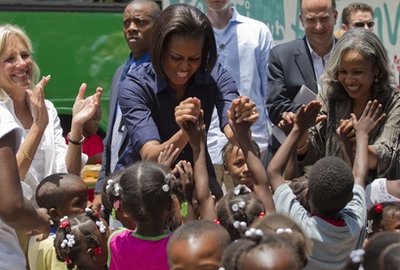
[364,231,400,270]
[221,139,261,189]
[28,173,88,270]
[266,100,384,269]
[54,211,109,270]
[365,178,400,209]
[101,172,136,231]
[216,185,265,241]
[221,229,302,270]
[216,97,275,240]
[106,161,181,269]
[366,202,400,237]
[379,242,400,270]
[252,212,312,268]
[167,219,230,270]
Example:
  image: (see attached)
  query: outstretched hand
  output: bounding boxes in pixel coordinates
[157,144,180,169]
[227,96,258,140]
[72,83,102,126]
[294,100,326,132]
[26,75,51,131]
[352,100,386,135]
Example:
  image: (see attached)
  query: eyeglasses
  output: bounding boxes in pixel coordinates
[353,21,375,29]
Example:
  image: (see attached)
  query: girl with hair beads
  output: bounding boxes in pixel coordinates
[54,210,109,270]
[252,212,312,268]
[366,202,400,237]
[102,172,136,231]
[106,161,181,270]
[216,97,275,240]
[221,229,302,270]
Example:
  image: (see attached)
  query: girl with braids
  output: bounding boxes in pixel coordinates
[221,229,302,270]
[54,210,109,270]
[106,160,182,270]
[216,97,275,241]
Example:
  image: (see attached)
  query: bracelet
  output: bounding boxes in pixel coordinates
[22,149,33,161]
[67,133,85,145]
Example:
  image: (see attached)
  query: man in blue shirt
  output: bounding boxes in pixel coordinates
[205,0,274,188]
[93,0,161,209]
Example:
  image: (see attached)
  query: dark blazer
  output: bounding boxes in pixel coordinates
[95,64,128,193]
[266,36,318,125]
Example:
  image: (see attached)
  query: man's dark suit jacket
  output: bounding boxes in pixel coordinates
[266,36,319,126]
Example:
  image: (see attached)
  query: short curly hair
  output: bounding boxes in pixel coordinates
[308,156,354,215]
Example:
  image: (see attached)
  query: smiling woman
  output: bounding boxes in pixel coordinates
[301,28,400,180]
[117,3,240,199]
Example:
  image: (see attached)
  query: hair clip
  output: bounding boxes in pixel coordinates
[245,228,263,238]
[350,249,365,263]
[106,179,122,196]
[366,219,374,234]
[276,228,293,234]
[374,203,383,214]
[259,211,266,218]
[233,184,252,196]
[231,200,246,212]
[59,216,70,229]
[162,184,170,192]
[233,220,247,230]
[61,233,75,248]
[96,220,107,234]
[65,256,72,266]
[94,246,102,256]
[85,207,92,214]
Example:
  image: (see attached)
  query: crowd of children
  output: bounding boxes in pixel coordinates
[17,95,399,270]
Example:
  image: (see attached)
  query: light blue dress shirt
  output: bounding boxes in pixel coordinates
[207,8,274,163]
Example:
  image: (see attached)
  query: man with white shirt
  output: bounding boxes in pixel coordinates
[206,0,274,187]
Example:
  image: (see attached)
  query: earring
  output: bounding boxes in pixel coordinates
[375,75,379,83]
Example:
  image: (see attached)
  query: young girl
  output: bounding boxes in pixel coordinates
[54,210,109,270]
[216,185,265,241]
[221,229,302,270]
[366,202,400,237]
[252,212,312,268]
[102,172,136,231]
[106,161,181,270]
[216,97,275,240]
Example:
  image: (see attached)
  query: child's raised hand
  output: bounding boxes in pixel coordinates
[352,100,386,136]
[228,97,257,140]
[184,109,206,148]
[157,144,180,169]
[294,100,326,132]
[172,160,194,202]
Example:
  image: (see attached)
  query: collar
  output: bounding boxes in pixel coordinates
[129,51,150,66]
[305,37,336,59]
[0,88,10,103]
[313,213,346,227]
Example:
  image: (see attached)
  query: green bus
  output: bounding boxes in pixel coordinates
[0,0,161,136]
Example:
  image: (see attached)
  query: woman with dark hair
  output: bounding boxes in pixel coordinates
[289,28,400,179]
[118,3,253,198]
